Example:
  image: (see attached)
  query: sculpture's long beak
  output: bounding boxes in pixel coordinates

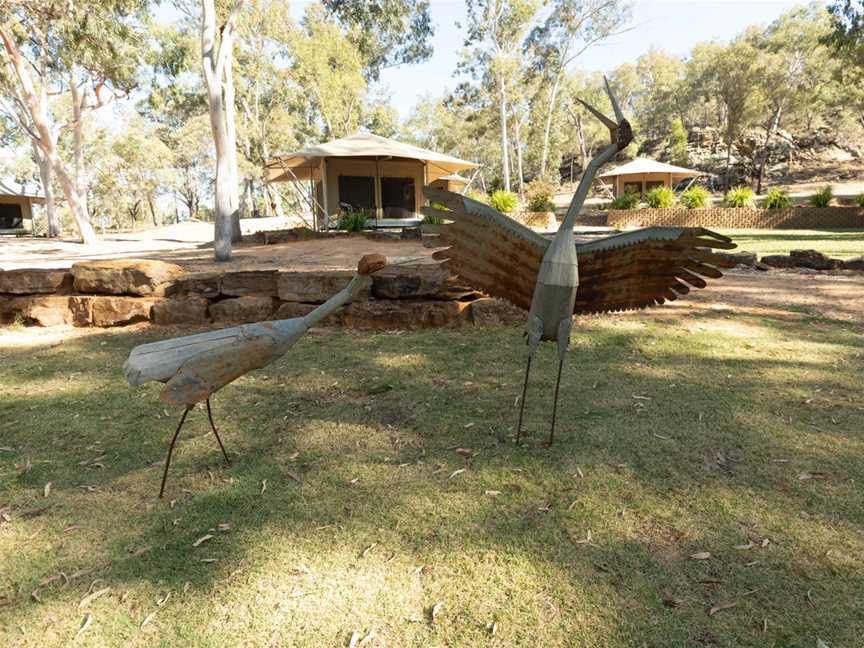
[577,76,632,152]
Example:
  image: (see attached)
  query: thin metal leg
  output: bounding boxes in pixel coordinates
[160,407,190,499]
[516,354,533,444]
[206,399,231,466]
[549,355,565,446]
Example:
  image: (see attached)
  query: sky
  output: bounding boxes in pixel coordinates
[353,0,807,118]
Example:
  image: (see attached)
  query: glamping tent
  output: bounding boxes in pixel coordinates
[0,180,44,234]
[598,158,703,198]
[264,132,478,229]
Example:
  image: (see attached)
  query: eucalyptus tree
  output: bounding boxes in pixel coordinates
[524,0,631,178]
[0,0,148,243]
[462,0,538,192]
[320,0,434,79]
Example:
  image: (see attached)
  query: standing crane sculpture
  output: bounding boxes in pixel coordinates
[423,80,736,445]
[123,254,387,497]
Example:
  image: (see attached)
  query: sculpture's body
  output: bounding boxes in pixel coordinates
[423,81,736,445]
[123,254,386,497]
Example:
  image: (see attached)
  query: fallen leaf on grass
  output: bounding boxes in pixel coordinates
[75,613,92,640]
[574,467,584,479]
[361,543,377,558]
[574,531,594,545]
[708,601,736,616]
[31,589,42,602]
[286,471,302,483]
[348,631,360,648]
[455,448,474,458]
[291,564,313,575]
[734,542,754,550]
[156,592,171,606]
[192,534,213,547]
[130,546,150,558]
[429,601,443,624]
[217,523,231,532]
[63,524,81,534]
[140,610,157,630]
[690,552,711,560]
[79,587,110,609]
[484,490,501,496]
[43,482,51,498]
[0,596,10,607]
[260,480,267,494]
[198,558,218,563]
[448,469,465,479]
[798,471,827,480]
[487,620,498,635]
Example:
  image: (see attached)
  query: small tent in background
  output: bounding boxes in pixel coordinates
[0,180,45,235]
[263,132,478,230]
[598,158,704,198]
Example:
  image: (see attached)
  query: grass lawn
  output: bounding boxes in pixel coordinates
[721,229,864,259]
[1,304,862,646]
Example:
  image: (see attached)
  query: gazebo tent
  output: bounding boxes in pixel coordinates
[598,158,703,198]
[264,132,479,229]
[0,180,45,234]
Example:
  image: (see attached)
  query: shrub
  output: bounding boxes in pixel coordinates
[763,188,791,209]
[465,190,490,205]
[608,191,640,210]
[668,118,689,167]
[524,179,557,212]
[809,185,833,207]
[490,190,518,213]
[724,186,755,208]
[856,194,864,208]
[646,186,676,208]
[339,206,369,232]
[679,186,711,209]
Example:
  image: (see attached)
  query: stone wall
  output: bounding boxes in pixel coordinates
[0,259,522,330]
[606,207,864,229]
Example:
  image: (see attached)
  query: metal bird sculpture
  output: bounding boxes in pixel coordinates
[123,253,388,497]
[423,80,736,445]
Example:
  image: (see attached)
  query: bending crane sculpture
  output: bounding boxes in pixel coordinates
[123,254,388,497]
[423,80,736,445]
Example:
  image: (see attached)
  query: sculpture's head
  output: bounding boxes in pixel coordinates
[577,76,633,153]
[357,253,387,275]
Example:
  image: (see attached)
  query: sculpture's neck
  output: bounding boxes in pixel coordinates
[302,274,369,328]
[560,142,620,232]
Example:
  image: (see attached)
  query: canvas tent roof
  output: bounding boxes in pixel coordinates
[0,179,44,202]
[599,158,703,178]
[264,132,479,183]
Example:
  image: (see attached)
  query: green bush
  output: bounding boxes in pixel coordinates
[646,186,676,208]
[490,190,518,213]
[668,118,689,167]
[679,186,710,209]
[763,188,791,209]
[856,194,864,208]
[465,190,490,205]
[809,185,833,207]
[724,186,755,208]
[524,179,557,212]
[339,206,369,232]
[608,192,640,210]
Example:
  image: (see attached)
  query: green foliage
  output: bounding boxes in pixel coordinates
[764,188,792,209]
[524,179,556,212]
[339,206,369,232]
[646,186,676,208]
[608,192,640,210]
[810,185,833,207]
[423,202,449,224]
[725,186,756,208]
[856,194,864,208]
[679,186,711,209]
[465,190,491,205]
[490,190,518,213]
[667,118,689,166]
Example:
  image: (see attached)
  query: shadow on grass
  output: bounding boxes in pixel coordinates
[0,310,862,645]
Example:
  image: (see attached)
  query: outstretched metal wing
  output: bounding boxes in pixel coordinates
[422,187,736,315]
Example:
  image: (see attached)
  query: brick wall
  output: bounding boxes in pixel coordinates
[606,207,864,230]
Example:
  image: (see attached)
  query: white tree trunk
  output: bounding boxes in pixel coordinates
[539,75,561,179]
[224,50,242,241]
[69,76,89,217]
[33,141,59,237]
[498,75,511,192]
[201,0,245,262]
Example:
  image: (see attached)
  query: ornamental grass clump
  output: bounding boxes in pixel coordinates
[763,188,791,209]
[608,192,640,210]
[810,185,833,207]
[724,186,755,208]
[679,186,710,209]
[646,186,676,208]
[490,190,518,213]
